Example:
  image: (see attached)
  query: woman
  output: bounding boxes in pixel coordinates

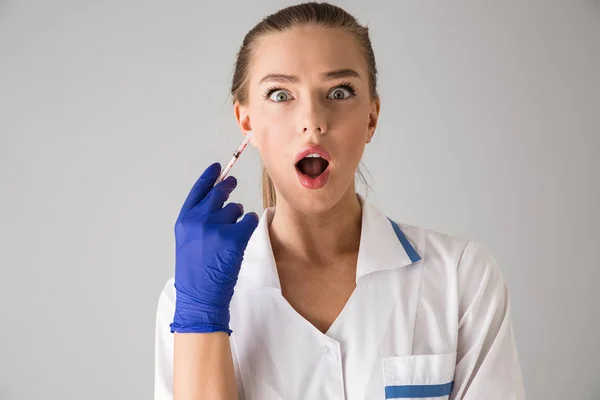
[155,2,526,399]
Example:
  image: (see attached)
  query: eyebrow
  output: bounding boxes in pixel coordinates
[259,69,361,84]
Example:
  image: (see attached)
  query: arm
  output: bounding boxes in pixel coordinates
[173,332,237,400]
[155,282,243,400]
[450,241,526,399]
[157,163,257,400]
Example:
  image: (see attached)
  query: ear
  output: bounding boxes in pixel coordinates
[234,101,255,145]
[366,97,381,144]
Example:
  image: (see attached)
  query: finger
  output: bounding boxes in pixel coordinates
[195,176,237,214]
[208,203,244,225]
[222,212,259,245]
[179,162,221,215]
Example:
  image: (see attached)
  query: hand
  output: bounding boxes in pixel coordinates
[170,162,259,335]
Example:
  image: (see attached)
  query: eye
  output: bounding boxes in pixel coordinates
[264,87,293,102]
[327,83,357,100]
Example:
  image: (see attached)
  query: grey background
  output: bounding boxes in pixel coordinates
[1,0,598,399]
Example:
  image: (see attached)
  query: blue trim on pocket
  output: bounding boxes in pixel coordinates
[385,381,453,398]
[387,218,421,263]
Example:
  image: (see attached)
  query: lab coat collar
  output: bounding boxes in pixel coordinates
[236,194,421,291]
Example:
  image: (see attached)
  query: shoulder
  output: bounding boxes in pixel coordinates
[394,222,509,316]
[393,220,472,265]
[394,221,503,283]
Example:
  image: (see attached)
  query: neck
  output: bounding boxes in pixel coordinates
[268,186,363,266]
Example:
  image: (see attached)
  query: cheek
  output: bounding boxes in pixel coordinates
[339,135,367,170]
[251,105,294,141]
[255,129,292,169]
[334,112,369,160]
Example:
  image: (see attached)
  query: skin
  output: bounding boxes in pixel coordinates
[235,26,381,332]
[173,332,237,400]
[173,26,381,400]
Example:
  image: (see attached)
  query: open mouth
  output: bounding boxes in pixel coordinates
[295,154,330,178]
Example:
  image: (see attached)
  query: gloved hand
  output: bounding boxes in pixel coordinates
[170,162,259,335]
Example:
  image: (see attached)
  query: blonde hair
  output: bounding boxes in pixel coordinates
[230,2,378,209]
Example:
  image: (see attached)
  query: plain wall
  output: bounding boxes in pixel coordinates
[1,0,598,399]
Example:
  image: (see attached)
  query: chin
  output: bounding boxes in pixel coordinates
[280,182,353,215]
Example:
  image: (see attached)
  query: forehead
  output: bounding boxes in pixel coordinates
[249,26,367,82]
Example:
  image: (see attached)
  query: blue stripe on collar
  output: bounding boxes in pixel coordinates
[387,218,422,264]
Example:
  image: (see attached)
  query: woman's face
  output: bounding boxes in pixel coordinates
[235,26,380,213]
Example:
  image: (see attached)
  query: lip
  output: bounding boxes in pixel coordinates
[296,166,331,189]
[294,145,332,164]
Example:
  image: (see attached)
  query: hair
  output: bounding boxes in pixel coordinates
[230,2,378,209]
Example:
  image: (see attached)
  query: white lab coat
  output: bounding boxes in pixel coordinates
[155,194,526,399]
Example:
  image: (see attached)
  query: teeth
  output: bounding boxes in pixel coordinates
[305,153,322,158]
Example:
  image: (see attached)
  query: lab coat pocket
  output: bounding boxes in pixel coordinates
[382,352,456,399]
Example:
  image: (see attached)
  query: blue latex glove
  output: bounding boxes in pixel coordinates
[170,162,259,335]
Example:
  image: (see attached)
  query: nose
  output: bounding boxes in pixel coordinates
[296,96,328,136]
